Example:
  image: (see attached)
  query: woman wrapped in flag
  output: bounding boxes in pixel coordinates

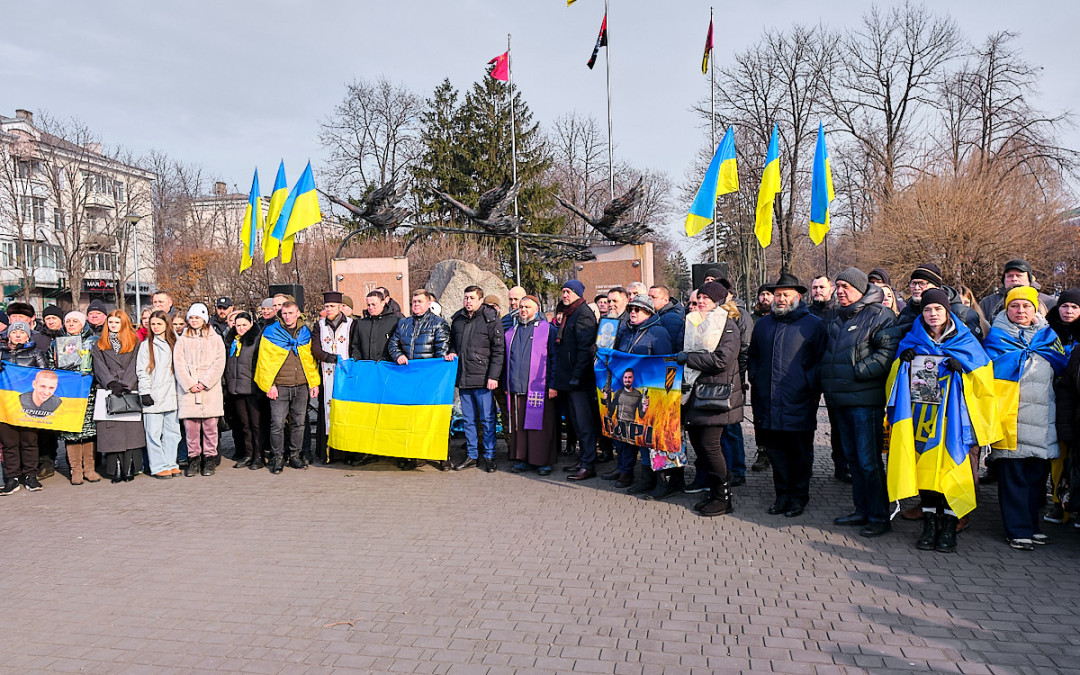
[983,286,1068,551]
[886,288,1001,553]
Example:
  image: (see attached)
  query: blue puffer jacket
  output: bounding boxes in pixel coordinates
[387,310,450,361]
[655,301,685,348]
[747,303,827,432]
[615,313,673,356]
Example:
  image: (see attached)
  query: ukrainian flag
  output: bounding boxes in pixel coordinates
[0,364,92,432]
[685,126,739,237]
[885,316,1000,517]
[240,169,263,273]
[809,122,834,246]
[983,323,1067,450]
[755,124,781,248]
[263,162,288,263]
[253,321,320,393]
[272,161,322,264]
[329,358,456,460]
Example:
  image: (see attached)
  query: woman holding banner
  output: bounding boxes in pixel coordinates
[505,296,558,476]
[53,311,100,485]
[677,281,744,517]
[92,311,145,483]
[0,321,49,495]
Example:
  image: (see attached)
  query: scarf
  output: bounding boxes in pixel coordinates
[109,333,122,354]
[681,306,728,400]
[554,297,585,344]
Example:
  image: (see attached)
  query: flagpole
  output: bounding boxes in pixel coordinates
[709,6,717,262]
[604,0,614,202]
[508,33,521,285]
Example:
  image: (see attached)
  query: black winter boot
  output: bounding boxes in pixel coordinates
[916,512,939,550]
[626,465,656,495]
[645,467,684,501]
[234,455,252,468]
[201,455,215,476]
[184,455,201,477]
[936,514,958,553]
[699,477,733,517]
[250,452,265,470]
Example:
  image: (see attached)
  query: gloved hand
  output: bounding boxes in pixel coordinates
[107,380,125,396]
[944,357,964,373]
[140,394,154,407]
[899,348,916,363]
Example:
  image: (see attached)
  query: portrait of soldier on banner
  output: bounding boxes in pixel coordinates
[20,370,62,418]
[0,363,91,432]
[594,348,682,463]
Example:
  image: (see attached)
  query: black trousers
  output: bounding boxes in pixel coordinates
[0,422,37,479]
[998,457,1047,539]
[232,393,264,461]
[560,390,597,468]
[688,425,727,481]
[759,428,814,508]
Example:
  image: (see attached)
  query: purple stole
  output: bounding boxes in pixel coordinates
[505,320,550,431]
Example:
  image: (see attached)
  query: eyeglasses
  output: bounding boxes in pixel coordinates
[628,307,648,314]
[909,280,931,289]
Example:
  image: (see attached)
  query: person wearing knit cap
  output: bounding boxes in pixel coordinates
[747,273,827,515]
[894,263,984,341]
[821,267,899,536]
[978,258,1055,320]
[868,268,906,315]
[86,299,108,336]
[41,305,64,336]
[1051,288,1080,525]
[340,295,355,317]
[751,284,773,324]
[551,279,599,481]
[0,319,48,495]
[703,268,723,283]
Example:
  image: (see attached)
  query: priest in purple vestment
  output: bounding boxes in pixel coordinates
[506,296,558,475]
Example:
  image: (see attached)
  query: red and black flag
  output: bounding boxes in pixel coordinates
[702,19,714,75]
[587,14,607,70]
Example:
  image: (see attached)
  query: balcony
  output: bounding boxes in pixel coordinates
[84,191,115,210]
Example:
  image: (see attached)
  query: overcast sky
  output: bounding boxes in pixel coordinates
[3,0,1078,211]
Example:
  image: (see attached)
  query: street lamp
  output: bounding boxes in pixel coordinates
[124,213,142,319]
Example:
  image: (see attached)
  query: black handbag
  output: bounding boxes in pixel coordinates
[692,382,732,411]
[105,392,143,415]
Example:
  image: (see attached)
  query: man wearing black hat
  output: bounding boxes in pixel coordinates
[868,268,906,314]
[747,273,828,517]
[979,259,1055,320]
[820,267,899,536]
[550,279,599,481]
[210,297,233,338]
[310,291,353,465]
[895,263,983,340]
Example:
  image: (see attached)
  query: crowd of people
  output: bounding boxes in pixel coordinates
[2,258,1077,554]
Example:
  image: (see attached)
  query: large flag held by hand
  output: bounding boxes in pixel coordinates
[809,122,834,246]
[587,14,607,69]
[273,161,322,265]
[701,19,714,74]
[685,126,739,237]
[240,169,263,273]
[488,51,509,81]
[755,124,781,248]
[263,162,288,263]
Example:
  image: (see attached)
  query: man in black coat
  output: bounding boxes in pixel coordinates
[448,285,505,472]
[820,268,899,538]
[549,279,599,481]
[895,263,983,340]
[747,274,827,518]
[978,258,1055,320]
[349,291,399,361]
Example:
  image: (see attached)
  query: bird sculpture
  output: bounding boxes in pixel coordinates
[520,238,596,264]
[430,181,522,235]
[324,177,410,231]
[555,178,651,244]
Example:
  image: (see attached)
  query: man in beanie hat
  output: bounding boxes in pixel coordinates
[448,286,505,473]
[551,279,599,481]
[751,284,773,324]
[703,268,723,284]
[979,258,1055,320]
[41,305,65,338]
[747,273,827,516]
[85,299,108,336]
[340,295,355,317]
[868,268,906,314]
[895,263,983,340]
[820,267,899,536]
[310,291,354,465]
[257,298,277,330]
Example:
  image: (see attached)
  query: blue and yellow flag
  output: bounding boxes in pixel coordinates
[272,161,322,264]
[983,322,1067,451]
[240,169,263,273]
[809,122,834,246]
[685,126,739,237]
[329,358,456,460]
[885,316,1000,517]
[755,124,781,248]
[263,162,288,263]
[253,321,320,392]
[0,364,92,432]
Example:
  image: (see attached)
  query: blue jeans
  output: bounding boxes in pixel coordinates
[834,405,888,522]
[144,410,182,475]
[615,440,645,473]
[460,388,497,460]
[721,421,746,478]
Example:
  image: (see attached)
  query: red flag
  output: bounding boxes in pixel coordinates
[702,20,713,75]
[488,51,509,81]
[587,14,607,70]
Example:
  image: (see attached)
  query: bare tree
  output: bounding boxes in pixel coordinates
[547,113,608,237]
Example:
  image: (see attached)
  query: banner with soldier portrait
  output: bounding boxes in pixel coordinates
[594,347,685,470]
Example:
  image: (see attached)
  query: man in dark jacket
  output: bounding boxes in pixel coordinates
[748,274,827,517]
[449,285,505,472]
[895,263,983,340]
[979,258,1055,320]
[501,286,526,334]
[820,268,898,538]
[350,291,399,361]
[808,275,838,323]
[868,268,906,314]
[550,279,599,481]
[751,285,772,325]
[210,297,233,338]
[648,285,684,348]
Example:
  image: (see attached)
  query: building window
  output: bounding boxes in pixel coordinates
[113,182,126,204]
[53,209,63,231]
[0,242,14,267]
[84,251,117,272]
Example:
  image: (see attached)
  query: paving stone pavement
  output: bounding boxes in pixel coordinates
[4,416,1080,674]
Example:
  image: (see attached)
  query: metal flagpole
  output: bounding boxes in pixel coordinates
[709,6,717,262]
[604,0,614,201]
[508,33,520,285]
